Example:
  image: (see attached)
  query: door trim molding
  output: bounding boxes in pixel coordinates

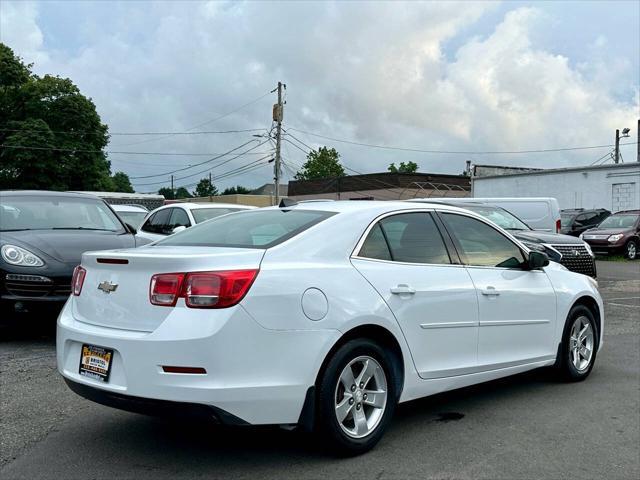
[420,321,477,329]
[479,319,550,327]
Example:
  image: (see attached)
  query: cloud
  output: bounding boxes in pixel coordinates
[1,1,638,191]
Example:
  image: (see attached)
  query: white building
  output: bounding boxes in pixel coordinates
[472,163,640,212]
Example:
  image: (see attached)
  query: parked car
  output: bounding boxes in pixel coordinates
[560,208,611,237]
[136,202,256,242]
[411,200,597,277]
[111,204,148,229]
[0,191,149,319]
[580,210,640,259]
[58,200,602,455]
[462,197,562,233]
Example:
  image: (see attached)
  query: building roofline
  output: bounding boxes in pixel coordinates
[472,162,639,180]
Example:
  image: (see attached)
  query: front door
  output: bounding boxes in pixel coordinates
[439,212,557,369]
[352,211,479,379]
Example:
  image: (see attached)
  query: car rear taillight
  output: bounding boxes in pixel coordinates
[72,266,86,296]
[556,219,561,233]
[150,273,185,306]
[149,270,258,309]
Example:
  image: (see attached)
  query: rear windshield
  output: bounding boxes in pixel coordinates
[192,207,245,224]
[156,209,336,248]
[560,214,574,227]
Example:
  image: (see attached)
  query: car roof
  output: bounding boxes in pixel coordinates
[261,199,475,215]
[0,190,101,200]
[614,210,640,215]
[111,204,148,212]
[151,202,256,212]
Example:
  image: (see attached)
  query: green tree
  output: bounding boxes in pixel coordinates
[294,146,345,181]
[221,185,251,195]
[158,187,175,200]
[0,43,112,191]
[175,186,192,199]
[388,161,418,173]
[193,177,218,197]
[111,172,134,193]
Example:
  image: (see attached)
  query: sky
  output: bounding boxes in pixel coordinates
[1,0,639,193]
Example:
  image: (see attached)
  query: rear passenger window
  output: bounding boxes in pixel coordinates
[358,213,450,264]
[141,209,172,234]
[441,213,525,268]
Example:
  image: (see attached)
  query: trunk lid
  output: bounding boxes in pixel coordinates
[73,246,265,332]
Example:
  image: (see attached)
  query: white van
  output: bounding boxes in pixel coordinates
[415,197,561,232]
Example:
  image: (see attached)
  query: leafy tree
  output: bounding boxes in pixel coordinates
[111,172,134,193]
[221,185,251,195]
[193,177,218,197]
[294,146,345,181]
[158,187,175,200]
[388,161,418,173]
[0,43,112,191]
[175,187,192,199]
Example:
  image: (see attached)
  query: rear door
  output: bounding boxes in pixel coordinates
[438,211,557,369]
[138,208,172,241]
[351,211,480,379]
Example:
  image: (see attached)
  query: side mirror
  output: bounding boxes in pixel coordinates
[171,225,187,234]
[125,223,137,235]
[528,251,549,269]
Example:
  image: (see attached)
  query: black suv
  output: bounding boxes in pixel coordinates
[560,208,610,237]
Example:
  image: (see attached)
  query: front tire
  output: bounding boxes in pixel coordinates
[556,305,598,381]
[625,239,638,260]
[316,338,397,456]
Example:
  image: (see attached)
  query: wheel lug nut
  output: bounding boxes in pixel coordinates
[350,385,356,392]
[349,398,354,405]
[363,393,367,400]
[356,403,361,410]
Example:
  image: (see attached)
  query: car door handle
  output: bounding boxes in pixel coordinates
[480,286,500,296]
[390,284,416,295]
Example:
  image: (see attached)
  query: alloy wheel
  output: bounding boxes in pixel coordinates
[569,316,594,372]
[627,242,637,260]
[334,356,388,439]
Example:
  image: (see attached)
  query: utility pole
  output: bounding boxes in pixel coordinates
[273,82,284,204]
[637,119,639,162]
[170,175,174,193]
[614,129,620,164]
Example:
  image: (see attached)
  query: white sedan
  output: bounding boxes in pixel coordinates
[57,200,603,455]
[136,202,255,242]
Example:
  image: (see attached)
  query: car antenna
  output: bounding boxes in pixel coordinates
[279,198,297,208]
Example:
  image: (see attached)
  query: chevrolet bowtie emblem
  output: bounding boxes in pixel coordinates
[97,281,118,294]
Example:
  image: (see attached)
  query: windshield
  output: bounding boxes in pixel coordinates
[460,205,530,231]
[598,214,638,229]
[0,195,124,232]
[157,209,336,248]
[192,207,245,224]
[116,211,147,228]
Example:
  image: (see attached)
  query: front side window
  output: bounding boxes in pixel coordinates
[141,209,172,234]
[441,213,525,268]
[157,209,335,248]
[358,212,450,264]
[169,208,191,229]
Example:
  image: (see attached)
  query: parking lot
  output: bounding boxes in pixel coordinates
[0,260,638,480]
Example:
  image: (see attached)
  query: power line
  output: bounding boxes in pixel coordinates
[113,91,273,147]
[0,144,266,157]
[0,127,266,136]
[129,138,270,179]
[109,152,274,167]
[288,127,638,155]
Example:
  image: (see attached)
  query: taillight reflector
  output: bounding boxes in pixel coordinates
[162,366,207,374]
[97,258,129,264]
[72,265,86,296]
[149,270,258,309]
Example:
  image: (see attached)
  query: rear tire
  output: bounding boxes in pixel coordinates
[625,239,638,260]
[556,305,598,382]
[316,338,397,456]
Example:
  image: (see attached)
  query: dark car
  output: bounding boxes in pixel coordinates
[0,191,148,319]
[580,210,640,260]
[421,201,598,278]
[560,208,611,237]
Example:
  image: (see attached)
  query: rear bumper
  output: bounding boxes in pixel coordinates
[64,377,248,424]
[57,299,340,425]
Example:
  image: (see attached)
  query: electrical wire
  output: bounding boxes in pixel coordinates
[0,127,266,136]
[0,144,268,157]
[288,127,638,155]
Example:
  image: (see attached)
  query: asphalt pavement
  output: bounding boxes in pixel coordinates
[1,260,638,479]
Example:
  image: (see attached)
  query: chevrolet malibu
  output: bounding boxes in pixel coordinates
[57,201,603,455]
